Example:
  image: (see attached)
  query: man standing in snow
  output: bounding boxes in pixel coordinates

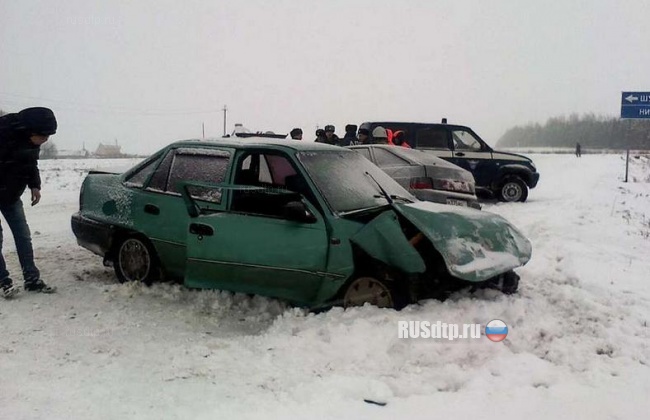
[0,107,57,298]
[575,142,582,158]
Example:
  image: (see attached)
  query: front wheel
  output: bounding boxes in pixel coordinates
[114,236,160,285]
[342,276,399,309]
[498,177,528,202]
[484,270,520,294]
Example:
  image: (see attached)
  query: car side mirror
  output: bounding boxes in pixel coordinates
[282,201,317,224]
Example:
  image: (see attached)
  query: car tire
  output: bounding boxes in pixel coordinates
[114,235,161,285]
[498,176,528,202]
[485,270,520,294]
[342,276,404,309]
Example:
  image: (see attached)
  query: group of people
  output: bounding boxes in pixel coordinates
[289,124,411,148]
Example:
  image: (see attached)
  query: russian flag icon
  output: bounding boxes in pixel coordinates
[485,319,508,342]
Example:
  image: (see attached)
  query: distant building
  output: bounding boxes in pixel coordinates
[58,149,90,158]
[94,143,123,158]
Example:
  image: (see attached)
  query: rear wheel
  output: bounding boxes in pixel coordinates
[498,177,528,202]
[114,235,160,285]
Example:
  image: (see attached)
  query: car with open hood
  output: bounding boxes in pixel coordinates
[71,138,532,309]
[359,120,540,202]
[348,144,480,209]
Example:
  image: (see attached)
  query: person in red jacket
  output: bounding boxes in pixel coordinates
[392,130,411,148]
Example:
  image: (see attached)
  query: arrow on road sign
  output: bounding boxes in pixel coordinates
[625,94,639,103]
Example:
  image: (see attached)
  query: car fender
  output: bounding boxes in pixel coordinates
[394,201,532,282]
[350,210,427,274]
[494,164,535,187]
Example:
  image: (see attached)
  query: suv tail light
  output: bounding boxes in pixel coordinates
[410,177,433,190]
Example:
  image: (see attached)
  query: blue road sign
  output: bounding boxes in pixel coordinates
[621,92,650,119]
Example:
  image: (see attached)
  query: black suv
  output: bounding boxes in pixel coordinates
[359,121,540,202]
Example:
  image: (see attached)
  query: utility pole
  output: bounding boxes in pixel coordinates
[202,122,205,140]
[222,105,228,137]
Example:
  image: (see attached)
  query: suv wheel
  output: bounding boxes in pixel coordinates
[498,177,528,202]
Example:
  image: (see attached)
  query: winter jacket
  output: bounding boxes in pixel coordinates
[341,133,359,146]
[0,113,42,205]
[316,134,341,146]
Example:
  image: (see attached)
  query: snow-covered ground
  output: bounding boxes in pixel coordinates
[1,153,649,420]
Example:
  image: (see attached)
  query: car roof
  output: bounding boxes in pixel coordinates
[349,144,469,170]
[169,137,350,153]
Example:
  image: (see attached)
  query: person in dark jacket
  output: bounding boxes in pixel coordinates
[357,128,370,144]
[341,124,358,146]
[290,128,303,140]
[0,107,57,297]
[314,128,326,143]
[316,125,340,146]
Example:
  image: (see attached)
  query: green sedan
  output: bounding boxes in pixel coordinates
[71,138,532,309]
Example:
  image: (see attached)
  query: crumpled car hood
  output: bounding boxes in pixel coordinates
[351,201,532,282]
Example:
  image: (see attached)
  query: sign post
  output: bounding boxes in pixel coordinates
[620,92,650,119]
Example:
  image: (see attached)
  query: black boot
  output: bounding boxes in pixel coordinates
[1,278,19,299]
[24,279,56,293]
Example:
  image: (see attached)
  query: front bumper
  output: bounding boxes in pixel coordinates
[71,213,114,257]
[411,189,482,210]
[528,172,540,189]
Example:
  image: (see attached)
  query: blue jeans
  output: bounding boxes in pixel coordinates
[0,199,40,283]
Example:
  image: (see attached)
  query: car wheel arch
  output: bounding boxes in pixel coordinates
[494,165,535,187]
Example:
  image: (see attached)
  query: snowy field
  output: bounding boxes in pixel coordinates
[1,153,649,420]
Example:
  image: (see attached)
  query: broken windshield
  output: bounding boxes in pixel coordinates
[298,150,416,214]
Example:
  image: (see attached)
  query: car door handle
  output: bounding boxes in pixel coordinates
[455,152,465,157]
[144,204,160,215]
[189,223,214,237]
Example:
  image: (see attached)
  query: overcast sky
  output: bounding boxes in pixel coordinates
[1,0,649,154]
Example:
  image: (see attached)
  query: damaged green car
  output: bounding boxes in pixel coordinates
[71,138,531,309]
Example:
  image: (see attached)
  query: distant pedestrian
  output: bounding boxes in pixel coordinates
[1,107,58,298]
[315,128,326,142]
[371,126,389,144]
[316,125,340,146]
[357,128,370,144]
[575,142,582,158]
[290,128,303,140]
[392,130,411,148]
[341,124,358,146]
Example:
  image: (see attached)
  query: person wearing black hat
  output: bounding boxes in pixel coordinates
[357,128,371,144]
[289,128,303,140]
[0,107,58,297]
[314,128,327,143]
[316,124,340,146]
[341,124,359,146]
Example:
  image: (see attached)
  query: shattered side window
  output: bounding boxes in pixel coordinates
[166,150,231,203]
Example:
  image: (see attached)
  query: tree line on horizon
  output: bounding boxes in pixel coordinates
[496,113,650,150]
